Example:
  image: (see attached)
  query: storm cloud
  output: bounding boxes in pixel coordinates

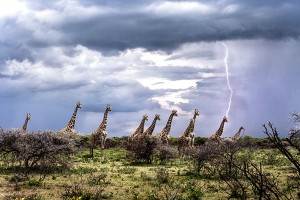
[0,0,300,137]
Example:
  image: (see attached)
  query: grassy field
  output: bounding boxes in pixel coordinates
[0,145,298,200]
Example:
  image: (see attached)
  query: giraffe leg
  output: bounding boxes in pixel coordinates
[177,141,181,156]
[101,139,105,160]
[90,138,95,158]
[90,145,94,158]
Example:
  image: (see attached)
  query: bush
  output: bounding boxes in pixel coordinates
[155,167,169,184]
[185,143,222,174]
[0,129,83,170]
[88,172,109,186]
[106,137,126,148]
[169,137,177,145]
[117,167,137,174]
[126,135,156,164]
[184,180,204,200]
[61,183,109,200]
[155,145,178,164]
[4,193,43,200]
[194,137,207,146]
[28,178,42,187]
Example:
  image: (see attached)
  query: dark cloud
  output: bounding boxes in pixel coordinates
[1,0,300,59]
[0,1,300,137]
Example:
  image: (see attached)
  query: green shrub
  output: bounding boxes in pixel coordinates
[117,167,137,174]
[4,193,43,200]
[9,173,28,183]
[194,137,207,145]
[28,178,42,187]
[184,180,204,200]
[140,172,152,182]
[155,167,169,184]
[169,137,178,145]
[88,173,108,186]
[73,166,97,175]
[61,183,109,200]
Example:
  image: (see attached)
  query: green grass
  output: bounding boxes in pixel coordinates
[0,147,298,199]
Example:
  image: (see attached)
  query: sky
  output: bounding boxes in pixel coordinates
[1,0,300,138]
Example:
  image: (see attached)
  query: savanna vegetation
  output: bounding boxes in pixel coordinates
[0,113,299,199]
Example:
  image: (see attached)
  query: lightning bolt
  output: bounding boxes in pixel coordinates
[222,41,233,117]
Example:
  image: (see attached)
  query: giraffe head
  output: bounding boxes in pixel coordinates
[194,109,200,116]
[76,101,82,109]
[143,114,148,121]
[26,113,31,120]
[223,116,228,123]
[155,114,161,121]
[106,104,112,112]
[240,126,245,131]
[172,109,178,116]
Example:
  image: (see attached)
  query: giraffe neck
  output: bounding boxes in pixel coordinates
[193,112,198,121]
[190,112,198,133]
[22,118,29,131]
[144,117,159,135]
[164,113,175,133]
[182,119,194,137]
[98,109,109,131]
[216,119,226,137]
[66,105,80,130]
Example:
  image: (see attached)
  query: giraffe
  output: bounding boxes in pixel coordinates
[60,101,82,133]
[140,114,160,138]
[156,110,178,145]
[128,114,148,143]
[128,114,160,164]
[232,126,245,141]
[177,108,200,154]
[22,113,31,132]
[207,116,228,144]
[90,104,112,159]
[188,109,200,147]
[178,118,195,155]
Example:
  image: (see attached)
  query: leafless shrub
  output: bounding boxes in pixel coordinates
[263,122,300,176]
[214,140,287,200]
[263,114,300,198]
[242,162,285,200]
[288,112,300,152]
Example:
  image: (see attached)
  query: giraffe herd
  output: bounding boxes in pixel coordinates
[13,101,245,159]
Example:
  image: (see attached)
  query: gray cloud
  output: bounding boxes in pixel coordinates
[1,0,300,61]
[0,1,299,138]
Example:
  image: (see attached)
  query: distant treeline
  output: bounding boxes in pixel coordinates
[80,135,285,149]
